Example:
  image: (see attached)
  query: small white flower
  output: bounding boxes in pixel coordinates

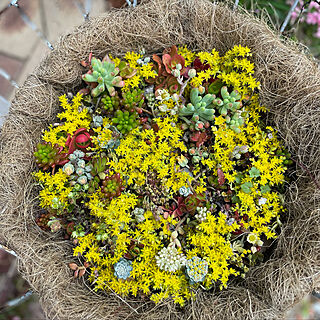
[247,233,259,245]
[258,197,267,206]
[251,246,257,254]
[172,93,179,102]
[155,246,187,272]
[195,207,208,222]
[247,233,263,247]
[156,89,170,101]
[257,240,263,247]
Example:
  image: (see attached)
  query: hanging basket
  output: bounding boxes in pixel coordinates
[1,0,320,319]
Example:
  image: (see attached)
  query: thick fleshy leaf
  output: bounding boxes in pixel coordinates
[217,168,225,185]
[69,263,78,271]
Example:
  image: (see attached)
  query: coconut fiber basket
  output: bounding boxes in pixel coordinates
[1,0,320,319]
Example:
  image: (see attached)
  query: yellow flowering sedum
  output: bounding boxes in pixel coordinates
[42,93,91,148]
[34,169,72,209]
[33,45,290,307]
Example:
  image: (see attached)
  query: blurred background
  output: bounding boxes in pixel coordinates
[0,0,319,319]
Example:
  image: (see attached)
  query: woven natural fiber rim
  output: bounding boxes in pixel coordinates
[1,0,320,319]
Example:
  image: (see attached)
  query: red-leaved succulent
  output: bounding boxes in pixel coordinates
[162,45,186,74]
[162,197,187,219]
[190,131,210,148]
[147,46,187,94]
[66,128,91,155]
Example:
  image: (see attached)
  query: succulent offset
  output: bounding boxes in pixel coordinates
[82,57,125,97]
[114,258,133,280]
[34,142,68,171]
[179,87,215,123]
[214,86,241,116]
[112,110,139,134]
[101,173,125,199]
[101,92,120,112]
[121,88,145,113]
[186,257,208,283]
[88,157,107,193]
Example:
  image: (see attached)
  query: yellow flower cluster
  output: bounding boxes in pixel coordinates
[34,169,72,209]
[211,114,286,240]
[107,117,191,194]
[90,125,113,153]
[219,45,260,96]
[190,49,221,87]
[42,93,91,148]
[177,46,196,66]
[187,211,241,288]
[33,45,289,308]
[74,194,193,304]
[111,51,157,92]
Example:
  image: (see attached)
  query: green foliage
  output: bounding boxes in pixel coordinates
[238,0,289,25]
[34,142,67,171]
[260,184,271,194]
[179,87,215,122]
[88,157,107,194]
[241,182,253,194]
[121,88,145,113]
[208,79,224,95]
[214,86,246,133]
[101,92,120,112]
[118,60,137,79]
[249,166,261,178]
[215,86,241,116]
[112,110,139,134]
[82,57,124,97]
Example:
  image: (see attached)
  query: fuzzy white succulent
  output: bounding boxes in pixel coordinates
[195,207,208,222]
[63,163,74,176]
[231,145,249,159]
[155,245,187,272]
[132,207,145,223]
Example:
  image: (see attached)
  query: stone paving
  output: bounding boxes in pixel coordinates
[0,0,109,125]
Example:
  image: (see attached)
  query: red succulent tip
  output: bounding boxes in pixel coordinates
[66,128,92,154]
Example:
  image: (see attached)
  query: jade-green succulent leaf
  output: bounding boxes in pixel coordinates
[82,57,125,97]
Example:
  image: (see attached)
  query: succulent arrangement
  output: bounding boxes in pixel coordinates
[82,57,125,97]
[33,45,291,306]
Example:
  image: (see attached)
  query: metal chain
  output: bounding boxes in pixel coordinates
[126,0,138,7]
[0,290,33,312]
[73,0,92,20]
[281,0,300,33]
